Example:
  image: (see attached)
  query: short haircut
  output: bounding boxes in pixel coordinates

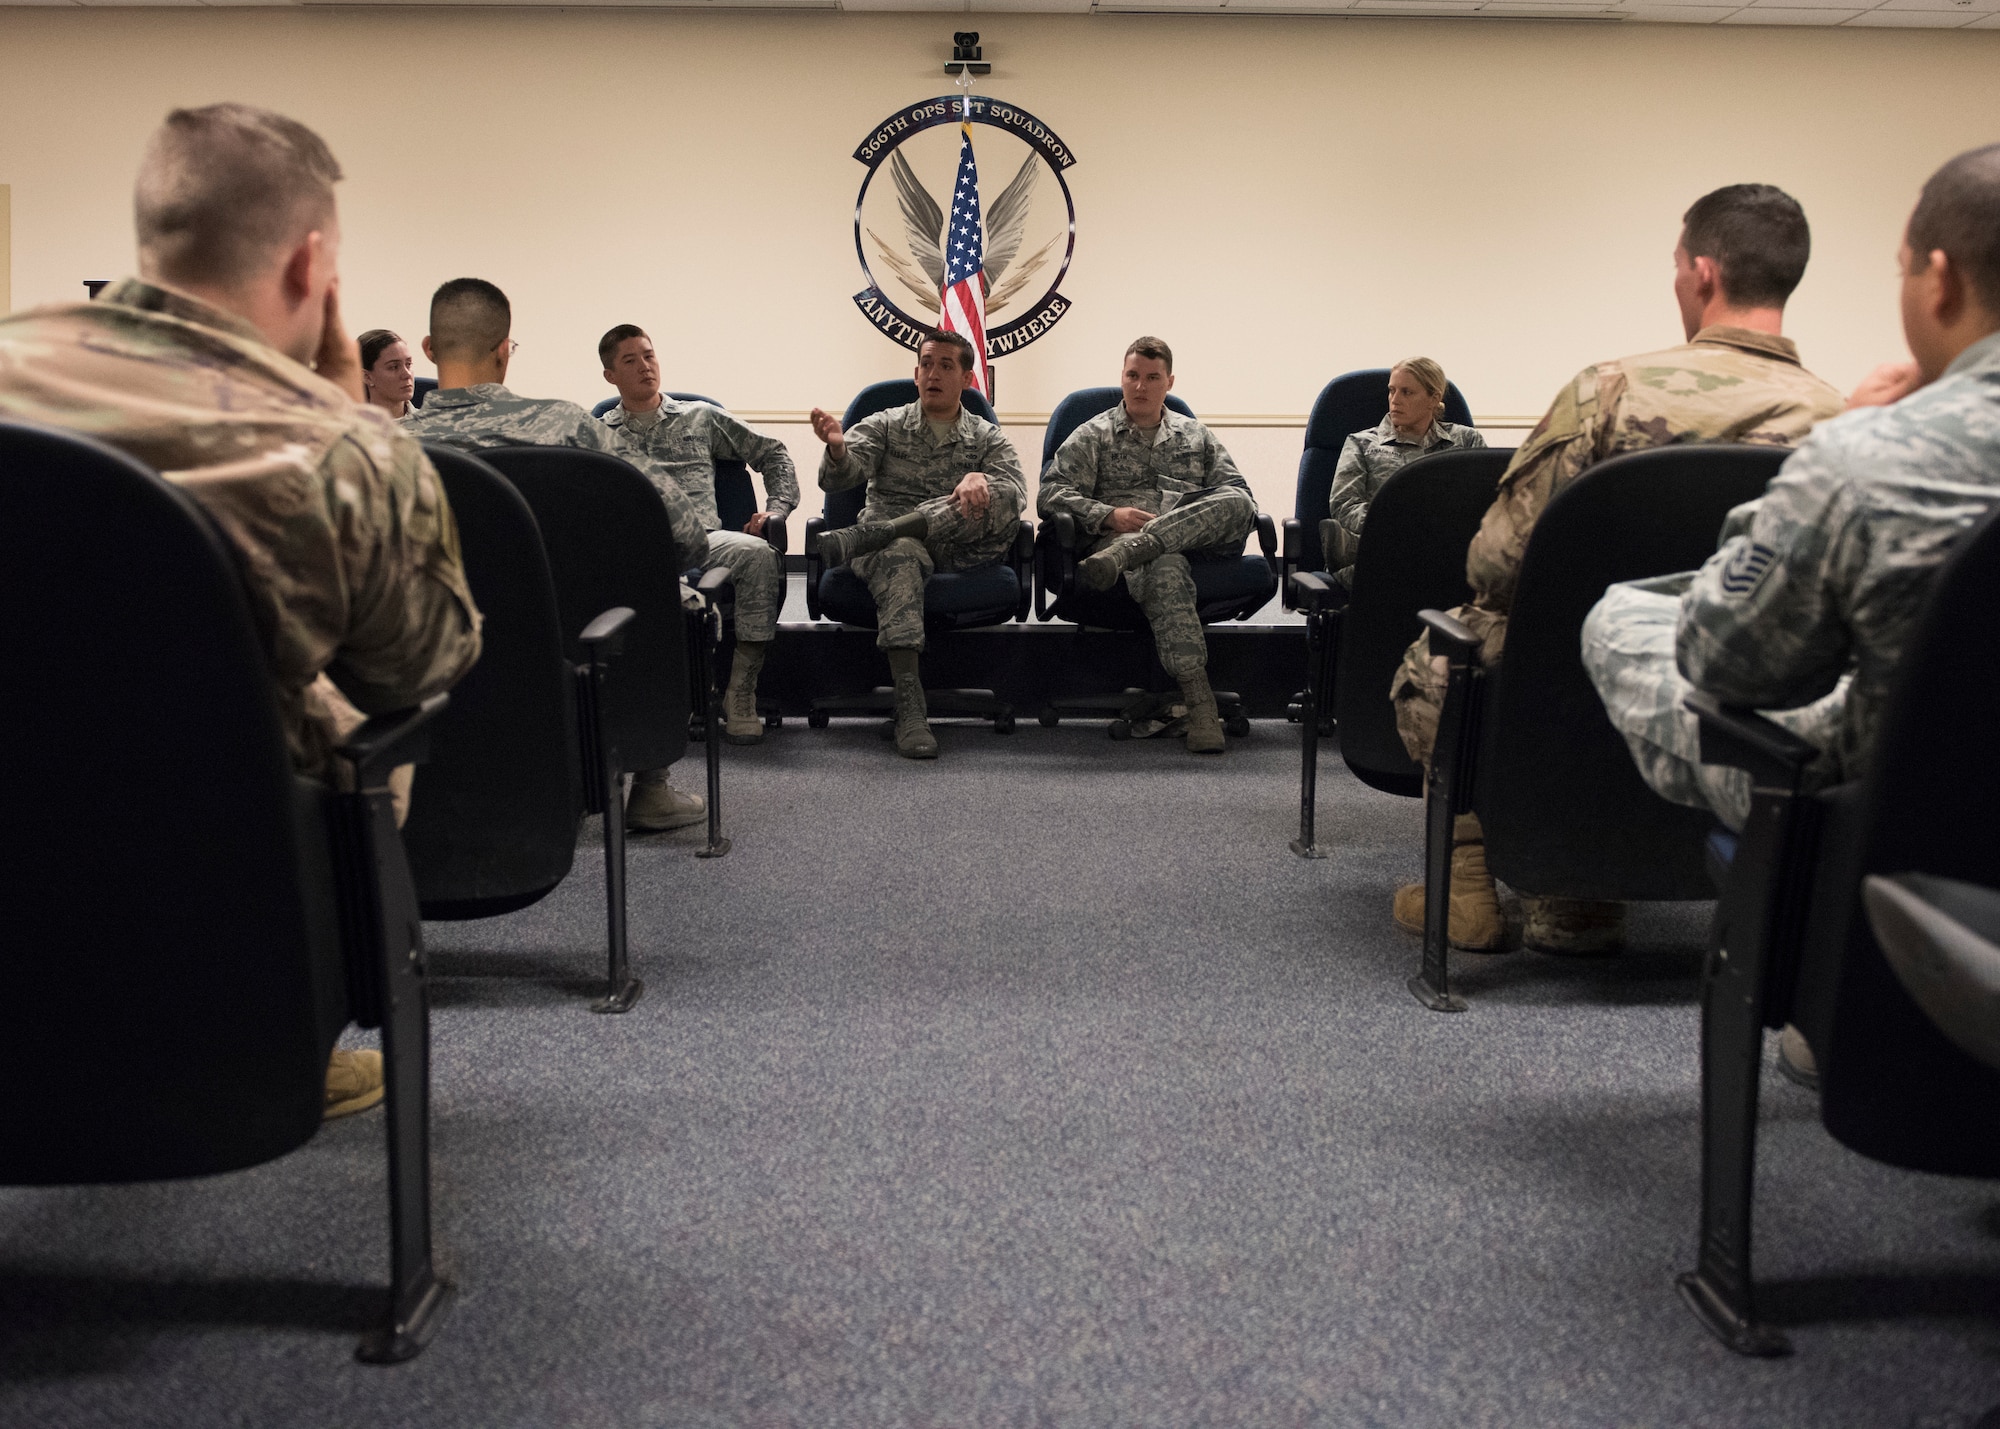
[1124,336,1174,373]
[134,103,343,289]
[599,323,650,370]
[1680,184,1811,309]
[428,278,511,363]
[919,328,977,372]
[357,328,402,371]
[1907,143,2000,318]
[1391,357,1449,413]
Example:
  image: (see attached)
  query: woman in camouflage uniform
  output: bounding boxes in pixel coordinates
[1323,358,1484,585]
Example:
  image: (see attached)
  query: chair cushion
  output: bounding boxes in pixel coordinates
[818,562,1019,631]
[1057,552,1275,629]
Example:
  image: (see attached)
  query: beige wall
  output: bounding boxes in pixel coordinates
[2,10,1997,512]
[0,183,10,317]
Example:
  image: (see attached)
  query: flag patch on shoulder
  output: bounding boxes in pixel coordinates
[1719,542,1777,595]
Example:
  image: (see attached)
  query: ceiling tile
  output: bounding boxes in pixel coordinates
[1720,5,1865,16]
[1845,7,1976,19]
[1617,3,1739,14]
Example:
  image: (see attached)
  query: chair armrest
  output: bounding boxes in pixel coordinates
[337,693,449,787]
[695,565,733,607]
[1049,512,1083,606]
[1280,517,1305,610]
[763,512,789,558]
[1687,691,1816,791]
[1254,511,1278,565]
[804,515,826,621]
[1288,570,1342,614]
[1420,608,1480,664]
[578,606,635,662]
[1012,519,1035,621]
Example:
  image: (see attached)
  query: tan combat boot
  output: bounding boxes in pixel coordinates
[626,769,706,831]
[1180,668,1226,754]
[324,1048,384,1121]
[1079,531,1165,592]
[1521,896,1626,956]
[887,648,937,759]
[1392,812,1506,951]
[723,640,768,745]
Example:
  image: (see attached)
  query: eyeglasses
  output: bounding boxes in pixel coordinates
[499,340,522,357]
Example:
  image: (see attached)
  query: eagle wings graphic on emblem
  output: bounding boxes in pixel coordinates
[867,149,1064,318]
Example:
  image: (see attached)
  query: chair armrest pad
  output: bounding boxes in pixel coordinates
[1288,570,1340,612]
[1687,691,1817,786]
[696,565,734,603]
[1282,517,1305,561]
[1052,511,1080,550]
[338,693,448,783]
[764,513,789,557]
[578,605,636,659]
[1254,511,1278,559]
[1420,608,1480,662]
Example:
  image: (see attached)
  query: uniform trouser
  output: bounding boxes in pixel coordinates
[703,528,782,645]
[1390,602,1509,767]
[1580,581,1844,834]
[851,487,1023,652]
[1085,486,1257,679]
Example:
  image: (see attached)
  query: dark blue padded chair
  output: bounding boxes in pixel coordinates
[412,375,437,410]
[1280,368,1474,608]
[1031,386,1277,736]
[802,379,1026,733]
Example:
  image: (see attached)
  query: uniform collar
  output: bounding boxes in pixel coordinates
[100,277,276,351]
[425,383,512,408]
[1943,328,2000,381]
[1688,325,1802,367]
[906,401,973,443]
[1372,413,1450,448]
[612,393,684,424]
[1111,402,1186,442]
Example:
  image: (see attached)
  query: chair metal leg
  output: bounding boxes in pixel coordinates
[1676,969,1789,1354]
[1291,607,1333,859]
[576,655,642,1014]
[1411,657,1479,1013]
[696,604,731,860]
[349,781,454,1363]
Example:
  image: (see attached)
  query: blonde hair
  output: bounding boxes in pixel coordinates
[1390,358,1449,420]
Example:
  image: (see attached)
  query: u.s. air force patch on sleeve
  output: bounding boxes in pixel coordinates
[1719,541,1778,596]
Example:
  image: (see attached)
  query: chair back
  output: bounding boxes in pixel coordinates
[589,391,761,535]
[412,376,437,410]
[1335,447,1513,795]
[1811,503,2000,1172]
[477,446,691,775]
[1295,369,1474,541]
[1039,386,1196,470]
[822,379,998,530]
[1479,444,1785,899]
[402,447,582,918]
[0,422,340,1181]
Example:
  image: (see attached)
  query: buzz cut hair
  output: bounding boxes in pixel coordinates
[1907,143,2000,318]
[134,103,343,289]
[1124,336,1174,373]
[920,328,977,372]
[1680,184,1812,310]
[599,323,650,370]
[428,278,512,363]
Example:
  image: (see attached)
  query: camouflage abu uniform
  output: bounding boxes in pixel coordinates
[602,396,799,645]
[1391,326,1845,765]
[819,401,1025,651]
[1325,416,1486,585]
[1585,329,2000,830]
[1038,403,1258,677]
[405,384,709,574]
[0,278,483,783]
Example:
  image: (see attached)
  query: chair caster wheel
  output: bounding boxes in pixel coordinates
[1109,720,1132,741]
[1038,708,1060,728]
[807,709,829,729]
[765,714,783,730]
[994,714,1016,734]
[1226,716,1251,737]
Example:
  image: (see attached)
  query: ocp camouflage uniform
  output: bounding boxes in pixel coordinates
[1584,329,2000,831]
[602,396,799,645]
[1325,416,1486,585]
[819,401,1025,651]
[405,383,709,574]
[1391,326,1845,765]
[0,278,483,784]
[1039,404,1258,678]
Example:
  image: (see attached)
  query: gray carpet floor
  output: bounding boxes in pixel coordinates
[3,722,1996,1427]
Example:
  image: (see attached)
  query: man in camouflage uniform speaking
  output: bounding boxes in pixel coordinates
[1038,336,1259,754]
[1389,184,1845,956]
[0,103,484,1121]
[1584,145,2000,841]
[809,330,1026,760]
[597,324,799,746]
[403,279,710,832]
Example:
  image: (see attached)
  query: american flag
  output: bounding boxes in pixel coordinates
[938,108,990,399]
